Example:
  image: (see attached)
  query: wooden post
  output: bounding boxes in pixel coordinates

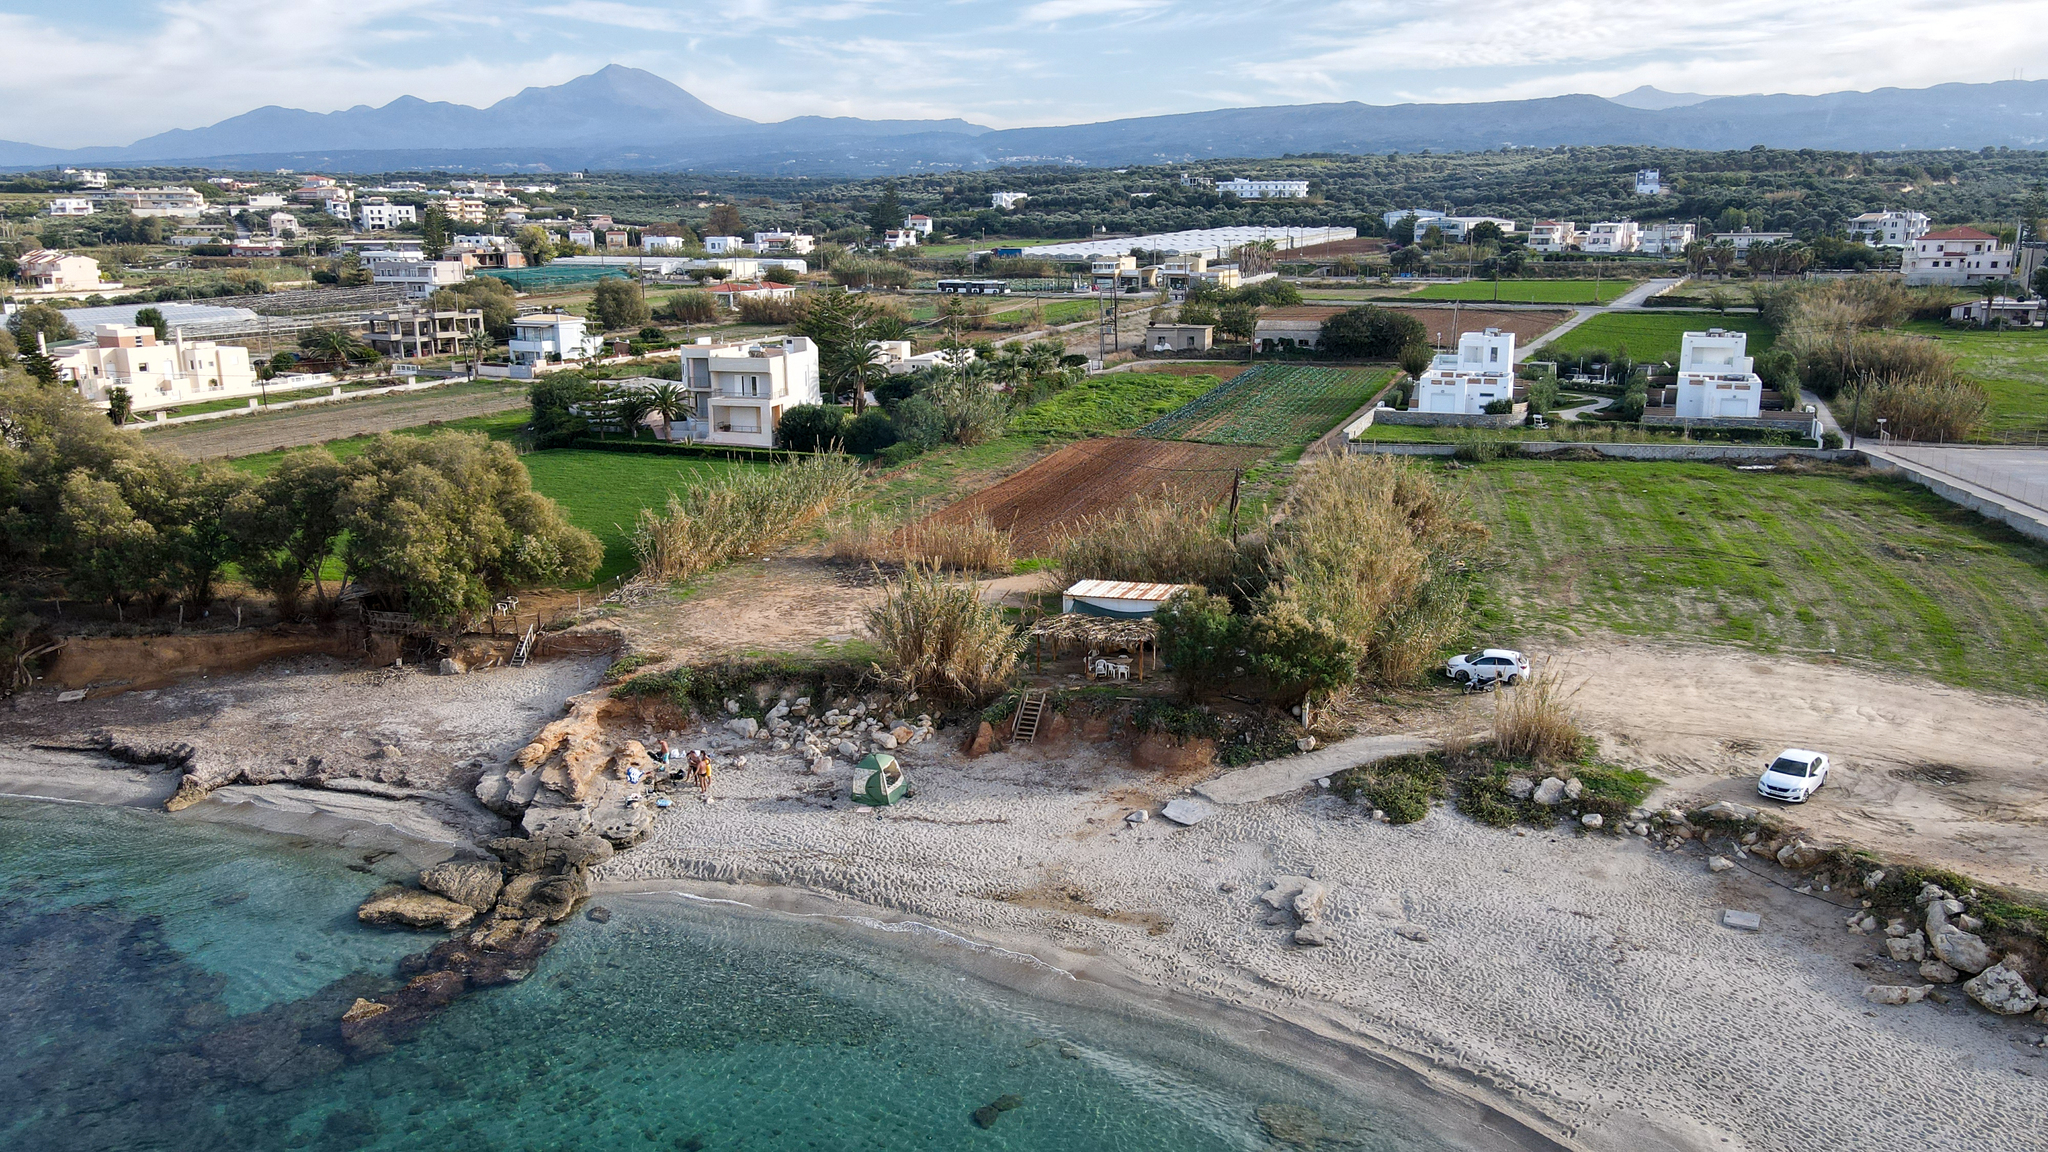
[1229,469,1242,546]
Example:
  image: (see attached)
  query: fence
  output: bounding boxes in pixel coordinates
[1882,446,2048,513]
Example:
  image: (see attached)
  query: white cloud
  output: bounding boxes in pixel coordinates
[1018,0,1168,24]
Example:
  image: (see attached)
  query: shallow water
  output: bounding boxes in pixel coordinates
[0,797,1489,1151]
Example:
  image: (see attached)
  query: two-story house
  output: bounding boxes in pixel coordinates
[752,231,816,254]
[669,336,823,448]
[1903,227,2015,286]
[364,308,486,359]
[1673,329,1763,418]
[1581,221,1641,254]
[53,323,257,412]
[1847,210,1930,248]
[1414,328,1517,415]
[1636,222,1695,255]
[703,235,747,254]
[901,215,934,236]
[356,197,418,230]
[1526,221,1580,253]
[509,312,604,370]
[369,256,467,300]
[19,249,103,292]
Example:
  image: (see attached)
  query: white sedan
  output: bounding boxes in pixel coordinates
[1757,749,1831,803]
[1445,649,1529,685]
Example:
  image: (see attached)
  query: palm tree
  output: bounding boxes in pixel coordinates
[460,330,493,378]
[646,382,690,441]
[609,386,656,441]
[297,326,372,376]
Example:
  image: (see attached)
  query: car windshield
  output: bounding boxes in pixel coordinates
[1462,653,1483,662]
[1768,758,1811,778]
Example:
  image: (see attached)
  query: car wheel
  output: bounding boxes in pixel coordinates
[1454,671,1471,684]
[1504,674,1522,686]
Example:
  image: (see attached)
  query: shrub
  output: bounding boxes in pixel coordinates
[776,404,845,452]
[1451,429,1511,462]
[830,511,1012,573]
[632,453,863,583]
[1154,587,1241,700]
[1246,603,1357,703]
[1333,754,1446,824]
[874,441,924,467]
[1052,492,1238,590]
[1397,342,1433,381]
[603,652,664,682]
[842,408,900,455]
[736,296,801,325]
[1492,672,1584,763]
[867,562,1021,700]
[665,291,716,324]
[1571,763,1661,821]
[1482,398,1514,415]
[1843,372,1988,442]
[591,277,651,330]
[529,373,594,447]
[1319,306,1428,359]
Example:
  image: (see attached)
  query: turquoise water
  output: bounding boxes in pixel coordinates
[0,798,1486,1152]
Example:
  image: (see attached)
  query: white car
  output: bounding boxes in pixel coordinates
[1757,749,1831,803]
[1446,648,1529,685]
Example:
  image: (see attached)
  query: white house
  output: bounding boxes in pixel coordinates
[1382,209,1446,235]
[1903,227,2014,285]
[643,235,691,253]
[751,231,816,254]
[1414,328,1517,415]
[1673,329,1763,419]
[268,211,302,237]
[356,197,418,230]
[1637,222,1696,255]
[52,323,258,412]
[1581,221,1641,254]
[63,168,109,189]
[871,339,977,375]
[1216,178,1310,200]
[106,186,207,217]
[1635,169,1663,196]
[1949,297,2044,327]
[1847,210,1929,248]
[1526,221,1580,253]
[670,335,823,448]
[18,250,103,292]
[369,256,466,300]
[990,192,1030,210]
[1427,216,1516,243]
[709,281,798,308]
[902,215,934,236]
[509,312,604,368]
[1710,229,1795,254]
[703,235,746,255]
[46,198,95,217]
[880,229,919,250]
[245,193,288,210]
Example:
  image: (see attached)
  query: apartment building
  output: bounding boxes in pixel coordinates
[356,198,418,230]
[53,323,257,411]
[1903,227,2015,286]
[46,198,94,217]
[1636,222,1696,255]
[364,308,486,359]
[1422,216,1518,243]
[439,197,489,225]
[1526,221,1581,253]
[104,186,207,218]
[1848,210,1931,248]
[1709,229,1796,254]
[63,168,108,189]
[1216,178,1311,200]
[368,255,466,300]
[703,235,746,254]
[670,335,823,448]
[1581,221,1641,254]
[1635,169,1663,196]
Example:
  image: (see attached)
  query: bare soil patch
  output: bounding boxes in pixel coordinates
[145,386,528,459]
[1383,306,1573,347]
[920,438,1265,552]
[604,556,884,664]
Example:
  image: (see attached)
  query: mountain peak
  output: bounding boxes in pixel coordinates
[1607,85,1726,110]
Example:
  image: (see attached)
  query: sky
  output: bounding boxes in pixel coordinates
[2,0,2044,146]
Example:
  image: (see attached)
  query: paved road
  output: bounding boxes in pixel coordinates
[144,384,529,459]
[1195,733,1439,806]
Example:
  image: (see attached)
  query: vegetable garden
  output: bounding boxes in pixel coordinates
[1137,364,1392,447]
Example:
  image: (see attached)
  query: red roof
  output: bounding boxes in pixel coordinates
[1921,227,1997,241]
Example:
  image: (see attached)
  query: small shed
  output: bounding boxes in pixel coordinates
[1060,580,1187,619]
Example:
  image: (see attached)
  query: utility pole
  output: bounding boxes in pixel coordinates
[1229,469,1242,545]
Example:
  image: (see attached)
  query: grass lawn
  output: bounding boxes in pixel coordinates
[522,451,763,583]
[1409,279,1634,305]
[1140,364,1393,446]
[1544,312,1776,363]
[1902,321,2048,442]
[1461,459,2048,694]
[1012,372,1220,436]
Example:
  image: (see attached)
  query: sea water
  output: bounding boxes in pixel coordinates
[0,798,1488,1152]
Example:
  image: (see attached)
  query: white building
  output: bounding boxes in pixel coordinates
[1382,209,1446,235]
[880,229,919,250]
[567,227,596,249]
[671,335,823,448]
[1414,328,1517,415]
[751,231,815,254]
[46,198,95,217]
[245,193,288,210]
[356,198,418,230]
[1673,329,1762,419]
[990,192,1030,210]
[1635,169,1663,196]
[871,339,976,375]
[1216,178,1311,200]
[703,235,746,255]
[439,197,489,225]
[1848,210,1931,248]
[1710,229,1795,254]
[509,313,604,368]
[1903,227,2015,286]
[643,235,690,253]
[369,256,467,300]
[105,186,207,218]
[1581,221,1641,254]
[268,211,301,237]
[52,323,258,412]
[1422,216,1518,243]
[18,250,103,292]
[1526,221,1581,253]
[63,168,109,189]
[901,215,934,236]
[1636,222,1696,255]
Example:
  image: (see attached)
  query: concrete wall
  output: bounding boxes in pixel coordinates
[1365,408,1523,430]
[1348,440,1865,463]
[1865,454,2048,544]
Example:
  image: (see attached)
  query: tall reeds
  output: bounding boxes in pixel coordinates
[631,454,863,583]
[829,509,1014,573]
[1052,491,1240,589]
[867,562,1021,700]
[1492,670,1585,762]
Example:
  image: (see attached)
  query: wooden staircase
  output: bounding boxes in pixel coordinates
[1011,690,1049,744]
[512,624,538,668]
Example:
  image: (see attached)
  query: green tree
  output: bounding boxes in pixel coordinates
[590,277,652,330]
[644,382,691,442]
[1397,342,1433,380]
[226,449,344,617]
[421,206,448,259]
[798,292,891,415]
[842,408,900,455]
[528,373,594,448]
[428,277,518,340]
[18,346,60,386]
[7,303,76,348]
[1247,603,1358,707]
[1319,306,1428,359]
[866,183,904,237]
[516,224,555,266]
[134,307,168,341]
[1217,301,1258,344]
[1154,587,1241,702]
[705,203,745,237]
[1466,220,1504,246]
[55,470,160,610]
[334,432,600,627]
[105,386,132,426]
[297,326,372,373]
[776,404,845,452]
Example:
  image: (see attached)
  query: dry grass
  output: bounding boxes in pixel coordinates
[829,509,1014,573]
[867,562,1021,700]
[1845,371,1990,442]
[1051,490,1239,589]
[631,453,864,583]
[1491,671,1586,763]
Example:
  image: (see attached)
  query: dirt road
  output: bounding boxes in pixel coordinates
[1448,640,2048,891]
[144,385,529,459]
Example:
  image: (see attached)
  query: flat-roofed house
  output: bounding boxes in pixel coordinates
[1673,328,1762,418]
[1414,327,1518,415]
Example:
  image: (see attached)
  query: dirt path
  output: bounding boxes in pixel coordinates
[1463,639,2048,891]
[144,385,529,459]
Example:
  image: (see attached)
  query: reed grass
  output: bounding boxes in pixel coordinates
[631,453,863,583]
[1051,491,1239,589]
[1492,671,1585,763]
[867,562,1021,700]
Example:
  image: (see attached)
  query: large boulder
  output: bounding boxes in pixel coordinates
[419,861,505,913]
[1926,903,1998,974]
[357,886,478,931]
[1775,840,1828,870]
[1531,777,1566,806]
[962,721,995,757]
[485,833,612,874]
[1262,876,1329,925]
[1963,958,2041,1016]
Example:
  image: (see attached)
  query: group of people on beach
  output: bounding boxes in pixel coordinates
[655,739,715,803]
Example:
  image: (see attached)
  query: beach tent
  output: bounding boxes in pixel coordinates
[852,753,908,806]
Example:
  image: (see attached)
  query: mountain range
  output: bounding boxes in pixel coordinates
[4,66,2045,176]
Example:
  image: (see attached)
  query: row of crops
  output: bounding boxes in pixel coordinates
[1135,364,1393,447]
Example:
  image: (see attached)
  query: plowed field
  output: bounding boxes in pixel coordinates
[923,438,1264,551]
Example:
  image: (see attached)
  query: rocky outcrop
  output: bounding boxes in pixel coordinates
[418,861,505,913]
[357,887,478,931]
[962,721,995,757]
[1263,876,1330,929]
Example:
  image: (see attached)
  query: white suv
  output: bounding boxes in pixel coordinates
[1757,749,1830,803]
[1446,649,1529,685]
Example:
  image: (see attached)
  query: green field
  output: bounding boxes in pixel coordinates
[1462,459,2048,693]
[1139,364,1392,447]
[1409,279,1634,305]
[524,452,762,582]
[1903,321,2048,442]
[1011,372,1221,436]
[1542,312,1776,364]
